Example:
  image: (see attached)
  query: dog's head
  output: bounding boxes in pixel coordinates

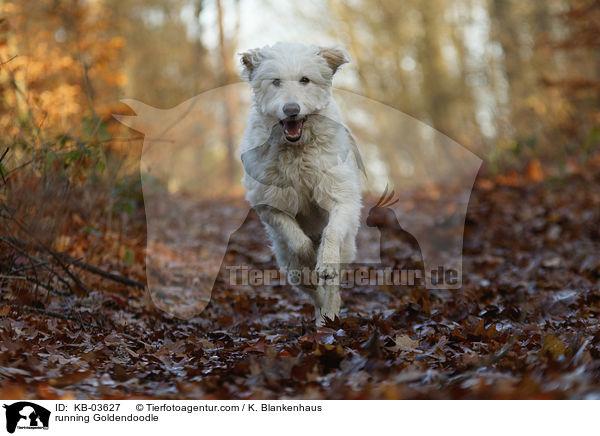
[239,42,349,143]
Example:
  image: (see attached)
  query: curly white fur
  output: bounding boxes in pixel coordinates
[239,42,362,325]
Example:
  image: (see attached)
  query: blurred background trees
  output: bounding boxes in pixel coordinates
[326,0,599,168]
[0,0,598,179]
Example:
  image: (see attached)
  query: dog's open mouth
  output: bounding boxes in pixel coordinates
[280,118,305,142]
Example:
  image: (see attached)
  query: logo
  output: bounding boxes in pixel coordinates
[114,85,482,318]
[3,402,50,434]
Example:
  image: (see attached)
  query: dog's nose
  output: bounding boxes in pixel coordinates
[283,103,300,118]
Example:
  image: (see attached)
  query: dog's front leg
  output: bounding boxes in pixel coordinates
[315,227,342,324]
[314,281,341,326]
[315,203,356,322]
[316,203,355,279]
[254,205,315,267]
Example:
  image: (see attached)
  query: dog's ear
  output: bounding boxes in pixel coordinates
[318,47,349,75]
[239,49,263,81]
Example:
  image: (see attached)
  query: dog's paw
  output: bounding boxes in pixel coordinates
[316,263,338,280]
[314,291,341,326]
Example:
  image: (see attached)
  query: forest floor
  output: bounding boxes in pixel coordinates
[1,157,600,399]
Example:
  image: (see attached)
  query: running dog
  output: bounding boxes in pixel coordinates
[239,42,363,325]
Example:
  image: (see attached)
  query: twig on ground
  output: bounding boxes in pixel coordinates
[11,304,102,329]
[9,260,49,275]
[44,247,91,296]
[1,233,145,298]
[1,231,91,296]
[0,55,18,66]
[0,274,71,297]
[0,147,9,186]
[56,252,145,289]
[23,306,84,324]
[0,236,77,295]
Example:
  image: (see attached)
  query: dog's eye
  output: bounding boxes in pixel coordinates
[300,77,310,84]
[272,79,281,87]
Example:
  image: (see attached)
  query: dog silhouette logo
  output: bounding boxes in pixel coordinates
[114,84,482,317]
[3,402,50,433]
[366,185,425,282]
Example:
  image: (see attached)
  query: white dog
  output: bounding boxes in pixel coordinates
[239,42,363,325]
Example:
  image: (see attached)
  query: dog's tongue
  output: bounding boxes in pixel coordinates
[283,119,303,140]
